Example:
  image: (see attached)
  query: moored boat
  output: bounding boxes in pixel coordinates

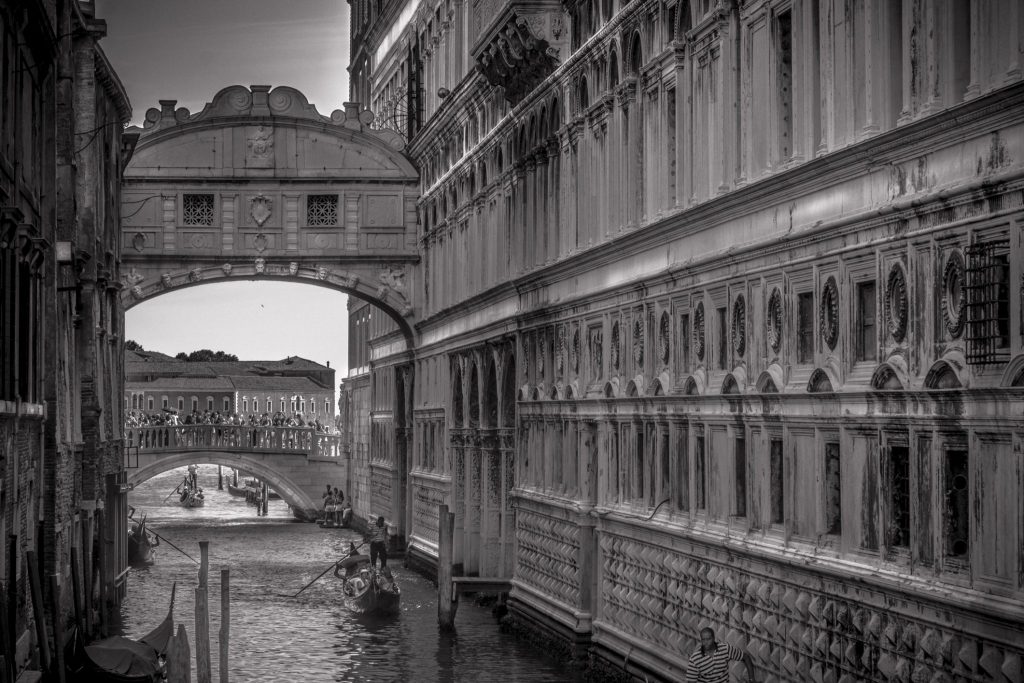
[334,546,400,615]
[127,514,158,566]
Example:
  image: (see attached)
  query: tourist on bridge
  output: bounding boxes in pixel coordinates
[686,627,757,683]
[367,516,389,569]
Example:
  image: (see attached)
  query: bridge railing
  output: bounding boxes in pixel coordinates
[123,425,344,459]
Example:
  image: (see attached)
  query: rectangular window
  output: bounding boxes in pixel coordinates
[178,398,184,411]
[223,398,230,411]
[769,438,784,524]
[325,400,330,414]
[207,398,214,411]
[306,194,339,226]
[267,399,272,412]
[695,433,706,510]
[887,445,911,548]
[965,240,1010,364]
[943,449,969,559]
[734,436,747,517]
[717,306,728,370]
[182,193,215,226]
[191,398,198,412]
[797,292,814,363]
[776,9,793,161]
[856,281,877,362]
[243,399,249,413]
[162,397,168,409]
[148,397,154,411]
[824,442,842,535]
[676,427,689,511]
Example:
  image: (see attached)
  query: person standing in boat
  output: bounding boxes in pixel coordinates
[367,516,389,569]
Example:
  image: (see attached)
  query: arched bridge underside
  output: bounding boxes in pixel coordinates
[118,85,421,340]
[125,426,347,519]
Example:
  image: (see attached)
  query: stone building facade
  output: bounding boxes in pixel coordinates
[0,0,133,678]
[349,0,1024,680]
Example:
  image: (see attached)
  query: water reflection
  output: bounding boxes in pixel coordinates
[119,466,580,682]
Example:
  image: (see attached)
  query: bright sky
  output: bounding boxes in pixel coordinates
[97,1,353,392]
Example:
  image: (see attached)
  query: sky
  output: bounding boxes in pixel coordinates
[96,1,353,391]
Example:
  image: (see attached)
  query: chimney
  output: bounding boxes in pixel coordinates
[327,361,330,367]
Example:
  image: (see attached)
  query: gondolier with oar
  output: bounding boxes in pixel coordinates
[686,627,758,683]
[367,516,389,569]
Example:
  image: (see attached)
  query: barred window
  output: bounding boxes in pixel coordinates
[182,194,215,226]
[307,194,339,226]
[824,442,842,535]
[965,239,1010,365]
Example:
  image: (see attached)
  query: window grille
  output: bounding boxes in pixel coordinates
[182,194,214,226]
[307,194,338,226]
[965,239,1010,365]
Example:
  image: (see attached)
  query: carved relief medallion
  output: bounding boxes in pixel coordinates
[732,295,746,357]
[693,302,706,361]
[886,263,909,342]
[820,276,839,351]
[942,250,965,338]
[246,126,274,168]
[767,288,783,354]
[132,232,146,253]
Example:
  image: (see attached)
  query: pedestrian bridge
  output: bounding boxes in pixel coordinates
[123,425,346,518]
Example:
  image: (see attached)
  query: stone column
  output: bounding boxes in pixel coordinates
[465,432,481,575]
[451,430,466,570]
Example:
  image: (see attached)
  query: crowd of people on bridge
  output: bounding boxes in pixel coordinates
[125,409,337,433]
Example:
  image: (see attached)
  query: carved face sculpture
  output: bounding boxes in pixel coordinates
[317,266,329,281]
[161,273,172,288]
[222,263,233,276]
[254,258,266,275]
[289,261,299,276]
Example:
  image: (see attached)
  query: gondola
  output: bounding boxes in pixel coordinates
[334,545,400,615]
[179,483,205,507]
[66,584,175,682]
[127,513,158,566]
[227,482,248,497]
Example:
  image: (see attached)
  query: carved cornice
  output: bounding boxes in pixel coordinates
[475,14,560,105]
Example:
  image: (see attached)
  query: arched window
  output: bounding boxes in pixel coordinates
[206,397,214,411]
[609,50,619,88]
[147,397,154,411]
[267,398,272,412]
[243,398,249,413]
[162,396,169,409]
[578,76,589,113]
[223,397,231,411]
[629,33,643,75]
[178,398,185,411]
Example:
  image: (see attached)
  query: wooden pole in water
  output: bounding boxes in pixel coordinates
[217,466,223,490]
[195,541,211,683]
[48,574,66,683]
[24,552,50,673]
[437,504,457,630]
[261,482,269,516]
[219,569,229,683]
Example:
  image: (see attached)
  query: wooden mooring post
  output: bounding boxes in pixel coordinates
[219,569,230,683]
[437,504,457,630]
[195,541,212,683]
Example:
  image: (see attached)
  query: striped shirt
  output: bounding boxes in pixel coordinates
[686,642,744,683]
[367,524,388,544]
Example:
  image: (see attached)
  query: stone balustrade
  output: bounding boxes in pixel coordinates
[123,425,343,459]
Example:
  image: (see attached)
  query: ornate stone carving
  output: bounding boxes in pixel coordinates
[522,335,530,376]
[658,312,670,366]
[886,263,909,342]
[161,273,172,288]
[221,263,233,276]
[123,267,145,299]
[732,295,746,357]
[254,257,266,274]
[942,250,965,338]
[187,268,202,282]
[571,327,580,374]
[289,261,299,276]
[589,327,603,381]
[317,265,329,281]
[632,318,644,368]
[132,232,146,252]
[767,287,783,354]
[246,125,274,167]
[537,330,546,375]
[611,321,620,372]
[253,232,268,252]
[693,302,705,361]
[378,265,408,297]
[820,276,839,351]
[250,194,272,227]
[556,326,565,375]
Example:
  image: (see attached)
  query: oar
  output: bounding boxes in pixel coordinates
[162,478,186,504]
[277,542,366,598]
[148,529,200,565]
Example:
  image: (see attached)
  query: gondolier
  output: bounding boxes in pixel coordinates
[367,516,389,569]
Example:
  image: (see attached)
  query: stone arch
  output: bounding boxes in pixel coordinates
[755,364,784,393]
[501,355,517,427]
[468,362,481,427]
[676,0,693,37]
[483,356,499,427]
[548,384,561,400]
[128,452,319,516]
[608,47,619,88]
[871,362,907,390]
[625,379,639,397]
[628,30,643,74]
[548,95,561,133]
[683,367,706,395]
[578,75,590,113]
[807,368,837,393]
[999,353,1024,387]
[926,354,968,389]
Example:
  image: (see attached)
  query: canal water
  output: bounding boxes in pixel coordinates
[121,465,582,682]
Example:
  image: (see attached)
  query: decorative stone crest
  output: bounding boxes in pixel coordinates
[820,276,839,351]
[221,263,233,276]
[732,295,746,357]
[693,302,705,361]
[611,321,620,372]
[767,288,783,354]
[886,263,909,342]
[161,273,173,288]
[132,232,146,253]
[250,194,272,227]
[632,318,644,368]
[188,268,202,282]
[253,233,268,252]
[942,250,965,338]
[254,257,266,274]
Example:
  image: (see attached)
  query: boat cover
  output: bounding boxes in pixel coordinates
[84,636,161,677]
